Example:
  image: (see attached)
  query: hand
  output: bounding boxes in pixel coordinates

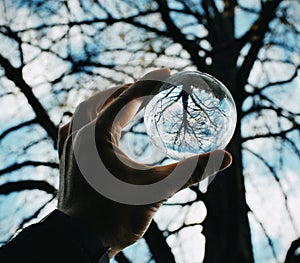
[57,69,232,257]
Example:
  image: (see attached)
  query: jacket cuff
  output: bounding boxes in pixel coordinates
[41,209,110,263]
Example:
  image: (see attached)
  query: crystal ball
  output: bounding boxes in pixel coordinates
[144,71,237,160]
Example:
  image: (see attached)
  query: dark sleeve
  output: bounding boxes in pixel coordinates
[0,209,110,263]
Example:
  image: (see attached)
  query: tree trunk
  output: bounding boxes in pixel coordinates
[202,58,254,263]
[203,127,254,263]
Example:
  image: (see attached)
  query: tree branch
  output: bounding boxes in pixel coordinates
[244,148,300,234]
[166,222,201,235]
[144,220,176,263]
[242,126,297,143]
[0,54,58,144]
[19,196,55,229]
[0,161,59,176]
[0,118,37,140]
[260,65,300,91]
[0,180,56,195]
[284,238,300,263]
[115,251,132,263]
[237,0,282,88]
[155,0,209,72]
[247,205,279,262]
[236,0,282,49]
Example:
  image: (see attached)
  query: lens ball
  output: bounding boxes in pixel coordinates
[144,71,237,160]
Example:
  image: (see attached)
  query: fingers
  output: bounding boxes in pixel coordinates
[57,122,71,158]
[70,84,131,133]
[99,146,231,188]
[58,84,131,158]
[97,69,171,141]
[178,150,232,190]
[98,84,132,113]
[148,150,232,190]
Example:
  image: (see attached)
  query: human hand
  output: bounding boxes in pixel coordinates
[57,69,232,257]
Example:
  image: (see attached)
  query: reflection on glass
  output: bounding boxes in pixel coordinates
[144,71,237,160]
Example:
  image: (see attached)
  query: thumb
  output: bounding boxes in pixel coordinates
[149,150,232,191]
[178,150,232,190]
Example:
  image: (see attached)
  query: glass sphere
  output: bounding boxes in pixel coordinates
[144,71,237,160]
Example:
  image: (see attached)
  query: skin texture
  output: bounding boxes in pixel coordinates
[57,69,232,257]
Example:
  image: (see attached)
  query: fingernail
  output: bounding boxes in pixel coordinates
[140,68,171,81]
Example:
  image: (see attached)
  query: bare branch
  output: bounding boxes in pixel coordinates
[0,118,37,140]
[0,54,58,144]
[19,196,55,229]
[166,222,201,235]
[260,65,300,91]
[237,0,283,88]
[144,220,176,263]
[242,126,298,143]
[0,180,56,195]
[155,0,209,72]
[244,148,300,234]
[284,238,300,263]
[247,205,279,263]
[237,0,282,49]
[115,251,132,263]
[0,161,59,176]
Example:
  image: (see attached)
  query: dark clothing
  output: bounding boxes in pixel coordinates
[0,210,110,263]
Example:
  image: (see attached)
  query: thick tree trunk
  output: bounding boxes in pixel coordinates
[202,58,254,263]
[284,238,300,263]
[203,128,254,263]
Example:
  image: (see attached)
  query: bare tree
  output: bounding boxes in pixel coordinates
[0,0,299,262]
